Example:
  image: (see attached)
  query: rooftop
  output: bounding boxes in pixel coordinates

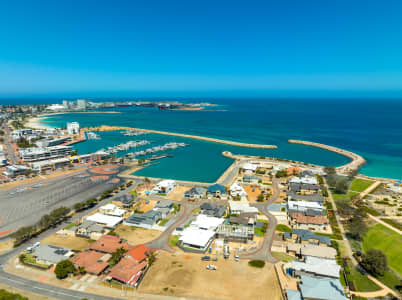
[86,213,123,228]
[71,251,109,275]
[109,257,148,286]
[89,235,133,254]
[299,275,346,300]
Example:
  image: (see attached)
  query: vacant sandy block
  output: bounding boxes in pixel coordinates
[114,225,161,245]
[41,234,92,251]
[139,251,283,300]
[166,185,191,201]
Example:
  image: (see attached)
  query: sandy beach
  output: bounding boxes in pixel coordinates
[26,116,51,130]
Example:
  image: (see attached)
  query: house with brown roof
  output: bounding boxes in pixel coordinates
[89,235,133,254]
[289,212,329,231]
[71,251,109,275]
[108,257,148,287]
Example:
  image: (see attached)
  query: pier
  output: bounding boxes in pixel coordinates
[288,139,366,174]
[83,125,278,149]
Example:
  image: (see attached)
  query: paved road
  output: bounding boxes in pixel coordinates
[240,178,280,263]
[2,124,18,165]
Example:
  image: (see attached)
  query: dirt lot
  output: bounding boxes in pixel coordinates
[0,240,13,252]
[244,185,262,202]
[114,225,161,245]
[41,234,92,251]
[0,283,57,300]
[138,199,156,212]
[139,251,283,300]
[166,185,190,201]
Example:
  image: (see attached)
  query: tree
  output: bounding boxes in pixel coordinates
[257,193,265,202]
[335,179,348,194]
[324,166,336,175]
[0,289,28,300]
[347,214,368,240]
[148,251,156,266]
[361,249,388,276]
[109,247,127,267]
[70,150,78,156]
[54,260,77,279]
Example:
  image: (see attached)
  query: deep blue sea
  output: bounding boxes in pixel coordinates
[34,98,402,182]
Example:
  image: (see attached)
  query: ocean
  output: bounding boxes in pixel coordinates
[37,98,402,181]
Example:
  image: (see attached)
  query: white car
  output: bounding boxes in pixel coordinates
[206,264,217,270]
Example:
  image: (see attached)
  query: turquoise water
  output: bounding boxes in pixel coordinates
[40,99,402,181]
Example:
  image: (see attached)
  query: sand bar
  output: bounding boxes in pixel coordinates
[288,139,366,174]
[84,125,278,149]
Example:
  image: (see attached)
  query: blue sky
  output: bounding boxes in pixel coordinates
[0,0,401,97]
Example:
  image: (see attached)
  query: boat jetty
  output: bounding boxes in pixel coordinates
[121,130,148,137]
[131,142,188,157]
[86,131,101,140]
[99,140,150,155]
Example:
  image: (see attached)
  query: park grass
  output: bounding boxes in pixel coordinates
[362,224,402,275]
[276,224,291,233]
[349,178,375,193]
[381,218,402,231]
[272,251,293,262]
[345,263,380,292]
[332,191,360,202]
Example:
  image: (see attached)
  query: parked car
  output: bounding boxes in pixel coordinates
[235,255,239,262]
[212,257,218,261]
[206,264,217,270]
[201,256,211,261]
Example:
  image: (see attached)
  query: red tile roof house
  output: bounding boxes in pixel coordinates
[290,212,329,232]
[71,251,109,275]
[108,245,150,287]
[89,235,133,254]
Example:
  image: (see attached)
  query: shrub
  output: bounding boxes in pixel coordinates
[248,260,265,268]
[54,260,77,279]
[361,249,388,276]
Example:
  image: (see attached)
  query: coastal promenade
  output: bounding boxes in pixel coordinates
[288,139,366,174]
[84,125,278,149]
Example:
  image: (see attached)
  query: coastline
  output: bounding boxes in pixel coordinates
[26,116,51,130]
[288,139,366,175]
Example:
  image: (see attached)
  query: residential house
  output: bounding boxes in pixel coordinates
[283,229,331,246]
[108,257,148,287]
[216,224,254,243]
[71,251,109,275]
[229,201,259,215]
[184,187,207,199]
[76,220,107,240]
[85,213,123,229]
[98,203,126,217]
[124,210,162,229]
[229,182,247,198]
[287,192,324,203]
[289,212,329,231]
[33,244,73,265]
[151,180,176,195]
[114,194,136,208]
[154,200,173,218]
[89,235,133,254]
[200,203,226,218]
[127,244,150,264]
[291,256,341,278]
[243,174,261,185]
[242,162,257,174]
[298,275,347,300]
[207,184,227,199]
[286,243,337,260]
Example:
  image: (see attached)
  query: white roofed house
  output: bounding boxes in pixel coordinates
[229,201,259,215]
[99,203,126,217]
[85,213,123,229]
[230,182,248,198]
[242,162,258,175]
[151,180,177,195]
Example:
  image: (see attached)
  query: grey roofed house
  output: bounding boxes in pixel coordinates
[286,289,302,300]
[155,200,173,209]
[292,256,341,278]
[287,191,324,203]
[207,184,227,195]
[200,203,226,218]
[300,170,315,178]
[184,187,207,198]
[114,194,136,208]
[125,210,162,226]
[33,244,73,264]
[289,183,320,193]
[288,208,324,217]
[283,229,331,246]
[76,220,104,236]
[298,275,347,300]
[243,175,261,183]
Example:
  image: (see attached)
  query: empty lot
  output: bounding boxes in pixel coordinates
[139,251,283,300]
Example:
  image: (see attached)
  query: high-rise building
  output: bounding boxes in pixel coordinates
[77,99,88,110]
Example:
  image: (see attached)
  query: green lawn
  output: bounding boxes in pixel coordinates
[158,219,169,226]
[349,178,375,193]
[362,224,402,275]
[169,235,179,247]
[272,251,293,262]
[332,191,360,202]
[346,264,380,292]
[276,224,291,233]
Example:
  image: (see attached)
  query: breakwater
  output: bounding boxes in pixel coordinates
[83,125,277,149]
[288,139,366,174]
